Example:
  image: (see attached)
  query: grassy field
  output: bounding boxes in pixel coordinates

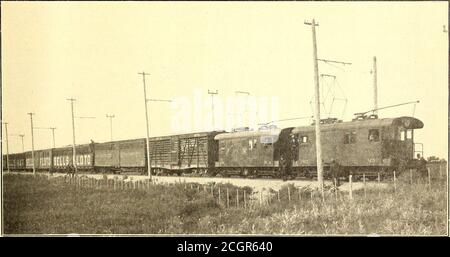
[2,173,448,235]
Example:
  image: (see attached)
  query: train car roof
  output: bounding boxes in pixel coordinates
[292,116,424,133]
[214,128,282,140]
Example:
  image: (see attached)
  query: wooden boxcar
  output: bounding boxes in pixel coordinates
[94,138,146,173]
[52,144,94,172]
[25,151,40,170]
[149,131,223,175]
[3,153,27,171]
[12,153,26,170]
[214,127,294,177]
[290,116,424,178]
[2,155,7,171]
[36,149,53,171]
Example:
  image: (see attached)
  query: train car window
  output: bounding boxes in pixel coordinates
[368,129,380,142]
[406,129,413,140]
[344,132,357,144]
[300,136,308,144]
[400,130,406,141]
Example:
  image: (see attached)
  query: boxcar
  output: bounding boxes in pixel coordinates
[52,144,94,172]
[11,153,26,170]
[36,149,53,171]
[2,155,7,171]
[149,131,223,175]
[94,141,121,172]
[290,116,424,178]
[214,127,294,177]
[94,138,146,173]
[25,151,40,171]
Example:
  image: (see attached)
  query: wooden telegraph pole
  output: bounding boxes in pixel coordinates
[106,114,115,141]
[67,98,77,174]
[3,122,10,173]
[27,113,36,175]
[373,56,378,115]
[138,72,152,180]
[305,19,324,196]
[138,71,171,180]
[208,90,218,130]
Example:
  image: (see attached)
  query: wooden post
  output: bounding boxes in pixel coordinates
[277,190,280,202]
[211,185,214,197]
[298,188,302,202]
[377,172,381,197]
[363,173,366,199]
[226,188,229,208]
[288,187,291,203]
[236,189,239,208]
[259,191,263,206]
[393,171,397,193]
[349,175,353,200]
[427,167,431,189]
[218,187,221,205]
[409,169,413,185]
[334,178,338,199]
[243,190,247,209]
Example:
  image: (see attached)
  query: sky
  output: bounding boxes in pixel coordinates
[1,1,448,159]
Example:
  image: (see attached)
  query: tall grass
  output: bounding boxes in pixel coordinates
[3,173,447,235]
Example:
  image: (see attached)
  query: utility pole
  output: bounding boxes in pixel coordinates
[3,122,10,173]
[138,71,171,180]
[106,114,115,141]
[50,127,56,148]
[14,134,25,152]
[305,19,324,196]
[34,127,57,148]
[207,90,218,130]
[66,98,77,174]
[139,71,153,180]
[234,91,250,128]
[27,113,36,175]
[372,56,378,115]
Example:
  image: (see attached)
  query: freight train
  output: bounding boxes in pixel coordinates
[2,115,424,180]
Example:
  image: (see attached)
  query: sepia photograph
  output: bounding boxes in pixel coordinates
[1,0,448,240]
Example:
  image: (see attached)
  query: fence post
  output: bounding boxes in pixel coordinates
[298,188,302,202]
[363,173,366,199]
[288,187,291,203]
[277,190,280,202]
[218,187,221,205]
[410,169,413,185]
[393,171,397,193]
[349,175,353,200]
[236,189,239,208]
[377,172,381,197]
[244,190,247,209]
[259,190,263,206]
[226,188,229,208]
[427,167,431,189]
